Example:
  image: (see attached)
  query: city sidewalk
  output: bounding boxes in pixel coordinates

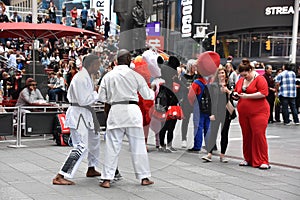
[0,119,299,200]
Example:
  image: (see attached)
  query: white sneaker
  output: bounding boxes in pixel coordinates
[181,140,187,148]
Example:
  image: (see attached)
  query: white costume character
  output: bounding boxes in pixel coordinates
[53,54,101,185]
[98,49,155,188]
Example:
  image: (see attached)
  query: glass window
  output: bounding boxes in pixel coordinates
[250,34,260,57]
[241,34,250,57]
[273,32,290,57]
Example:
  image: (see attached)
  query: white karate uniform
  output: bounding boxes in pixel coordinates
[99,65,154,180]
[64,67,100,170]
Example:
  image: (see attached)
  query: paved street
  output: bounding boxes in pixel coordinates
[0,117,300,200]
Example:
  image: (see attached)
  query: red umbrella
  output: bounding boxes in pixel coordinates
[0,22,101,79]
[0,22,100,40]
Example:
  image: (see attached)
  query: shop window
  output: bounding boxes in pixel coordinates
[241,34,250,57]
[250,34,260,58]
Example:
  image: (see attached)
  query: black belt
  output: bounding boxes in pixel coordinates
[111,101,138,105]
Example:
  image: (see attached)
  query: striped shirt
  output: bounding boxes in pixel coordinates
[275,70,296,98]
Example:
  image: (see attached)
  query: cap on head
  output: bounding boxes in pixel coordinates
[25,78,35,86]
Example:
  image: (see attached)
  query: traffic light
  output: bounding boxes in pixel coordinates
[211,35,216,46]
[266,40,271,50]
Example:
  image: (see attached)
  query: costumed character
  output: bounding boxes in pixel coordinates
[154,55,181,152]
[53,54,101,185]
[141,50,165,148]
[133,56,153,148]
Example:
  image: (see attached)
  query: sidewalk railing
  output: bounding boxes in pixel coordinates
[0,103,105,147]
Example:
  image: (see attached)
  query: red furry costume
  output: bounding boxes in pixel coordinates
[133,57,154,127]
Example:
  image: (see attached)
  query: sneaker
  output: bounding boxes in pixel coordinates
[158,147,165,152]
[169,146,177,152]
[220,157,229,163]
[284,123,291,126]
[201,155,212,162]
[181,140,187,148]
[164,147,172,153]
[158,147,172,153]
[295,122,300,125]
[187,148,200,152]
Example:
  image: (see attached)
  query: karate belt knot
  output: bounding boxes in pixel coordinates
[70,103,101,134]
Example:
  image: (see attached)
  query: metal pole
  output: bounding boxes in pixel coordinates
[32,0,37,24]
[7,107,27,148]
[291,0,299,64]
[214,25,217,52]
[201,0,205,23]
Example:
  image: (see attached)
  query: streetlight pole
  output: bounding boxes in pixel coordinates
[290,0,299,64]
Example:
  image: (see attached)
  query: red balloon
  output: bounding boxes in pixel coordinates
[196,51,220,76]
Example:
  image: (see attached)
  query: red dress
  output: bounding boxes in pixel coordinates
[235,75,270,167]
[95,11,102,27]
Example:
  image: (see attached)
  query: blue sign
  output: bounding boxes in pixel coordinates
[146,22,161,36]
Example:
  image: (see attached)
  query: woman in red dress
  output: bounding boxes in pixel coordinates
[95,10,103,30]
[232,59,270,169]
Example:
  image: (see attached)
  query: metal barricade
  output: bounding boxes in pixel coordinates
[1,103,105,148]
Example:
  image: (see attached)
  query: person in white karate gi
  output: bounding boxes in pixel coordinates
[98,49,154,188]
[53,54,101,185]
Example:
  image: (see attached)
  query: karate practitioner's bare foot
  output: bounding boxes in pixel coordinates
[86,167,101,177]
[141,178,154,186]
[52,174,75,185]
[99,180,110,188]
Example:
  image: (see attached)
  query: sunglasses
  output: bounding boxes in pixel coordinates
[30,84,37,86]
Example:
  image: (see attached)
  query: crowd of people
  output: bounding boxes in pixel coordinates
[1,6,300,186]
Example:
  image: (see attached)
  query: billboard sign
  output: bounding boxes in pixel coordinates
[146,22,161,36]
[146,36,164,51]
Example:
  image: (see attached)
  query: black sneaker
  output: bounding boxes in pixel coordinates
[187,148,200,152]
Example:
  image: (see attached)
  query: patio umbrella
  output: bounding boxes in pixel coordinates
[0,22,101,79]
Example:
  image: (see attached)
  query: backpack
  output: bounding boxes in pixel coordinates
[155,85,170,113]
[194,80,211,114]
[53,113,71,146]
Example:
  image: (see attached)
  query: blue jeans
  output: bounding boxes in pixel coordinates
[194,113,210,150]
[49,88,63,101]
[279,96,299,124]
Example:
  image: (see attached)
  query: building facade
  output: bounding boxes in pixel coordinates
[152,0,300,67]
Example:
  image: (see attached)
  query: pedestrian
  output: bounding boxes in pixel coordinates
[232,59,270,169]
[274,68,283,122]
[80,7,88,28]
[275,63,299,125]
[98,49,154,188]
[201,66,235,162]
[188,72,212,152]
[48,1,56,23]
[104,17,110,40]
[52,54,102,185]
[16,78,46,136]
[180,59,196,148]
[263,64,276,123]
[295,66,300,113]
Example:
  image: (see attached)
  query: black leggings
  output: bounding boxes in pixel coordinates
[159,119,177,146]
[209,111,232,154]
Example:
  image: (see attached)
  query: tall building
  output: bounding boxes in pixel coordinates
[152,0,300,66]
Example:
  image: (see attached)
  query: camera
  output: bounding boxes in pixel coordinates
[232,92,240,100]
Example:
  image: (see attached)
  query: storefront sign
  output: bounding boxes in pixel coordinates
[146,36,164,51]
[181,0,193,38]
[265,6,295,15]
